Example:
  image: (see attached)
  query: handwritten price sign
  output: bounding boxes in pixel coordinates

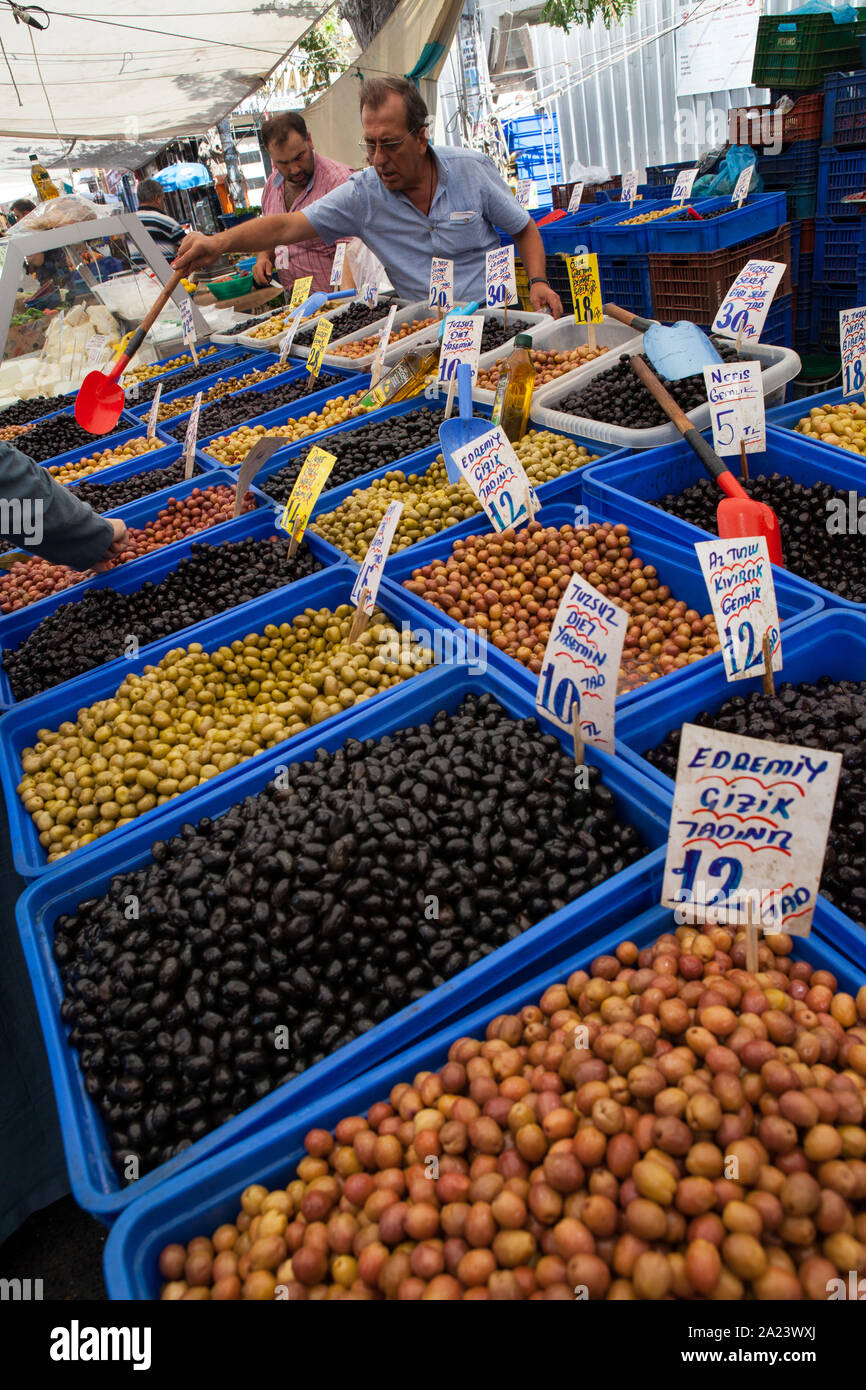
[329,243,347,288]
[621,170,639,204]
[840,305,866,397]
[449,425,539,532]
[712,259,786,343]
[661,724,841,935]
[731,166,753,207]
[146,382,162,440]
[515,179,537,209]
[306,317,333,377]
[536,574,628,752]
[279,444,336,542]
[351,500,403,614]
[429,257,454,314]
[485,246,518,309]
[362,282,379,307]
[183,392,203,479]
[671,168,698,204]
[566,253,603,327]
[567,182,584,213]
[438,314,483,383]
[695,536,781,683]
[702,360,765,455]
[289,276,313,310]
[180,298,196,343]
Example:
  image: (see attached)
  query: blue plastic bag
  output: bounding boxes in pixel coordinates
[693,146,762,198]
[786,1,858,21]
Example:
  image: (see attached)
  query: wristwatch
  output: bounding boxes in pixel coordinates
[528,277,549,288]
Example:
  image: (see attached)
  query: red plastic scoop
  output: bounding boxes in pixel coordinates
[630,356,783,566]
[75,269,187,434]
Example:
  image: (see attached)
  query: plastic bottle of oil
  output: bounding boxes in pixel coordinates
[491,333,535,442]
[29,154,60,202]
[359,344,440,410]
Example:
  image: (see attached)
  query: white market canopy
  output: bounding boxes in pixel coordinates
[0,0,328,171]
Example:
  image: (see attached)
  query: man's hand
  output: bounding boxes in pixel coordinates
[529,282,563,318]
[173,231,224,274]
[253,253,274,288]
[92,517,129,572]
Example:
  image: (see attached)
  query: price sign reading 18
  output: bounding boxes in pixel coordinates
[840,305,866,397]
[484,245,517,309]
[566,253,603,327]
[661,724,841,935]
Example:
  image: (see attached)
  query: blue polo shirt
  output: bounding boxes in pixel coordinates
[303,144,530,303]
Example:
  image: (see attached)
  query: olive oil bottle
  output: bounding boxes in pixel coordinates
[359,345,440,410]
[491,334,535,442]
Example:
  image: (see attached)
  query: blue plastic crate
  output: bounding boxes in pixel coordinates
[63,442,220,500]
[31,426,182,490]
[580,425,862,613]
[759,294,794,347]
[645,194,788,254]
[588,201,675,256]
[822,71,866,149]
[382,497,821,707]
[23,410,147,471]
[0,563,454,880]
[810,283,853,352]
[126,351,283,418]
[196,369,373,462]
[646,160,695,185]
[757,137,820,188]
[14,661,673,1222]
[101,886,864,1297]
[784,184,817,221]
[162,362,363,441]
[246,396,490,503]
[817,147,866,218]
[0,467,269,650]
[813,217,866,290]
[0,509,337,709]
[596,253,653,317]
[538,204,625,256]
[614,609,866,969]
[124,346,256,402]
[767,384,865,453]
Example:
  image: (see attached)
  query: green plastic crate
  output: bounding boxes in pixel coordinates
[751,13,864,89]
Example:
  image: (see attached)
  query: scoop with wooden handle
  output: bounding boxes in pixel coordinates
[630,355,783,566]
[75,268,190,434]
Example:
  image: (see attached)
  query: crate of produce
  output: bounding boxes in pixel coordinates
[530,338,801,449]
[62,446,221,511]
[159,362,362,440]
[245,398,481,506]
[613,610,866,967]
[596,252,653,318]
[538,203,625,255]
[124,345,250,394]
[580,424,863,612]
[645,159,694,185]
[813,217,866,288]
[303,425,626,569]
[9,407,147,471]
[767,383,866,455]
[0,510,333,708]
[645,193,788,254]
[101,886,863,1298]
[126,351,283,419]
[822,70,866,149]
[728,91,824,146]
[817,147,866,218]
[648,224,793,325]
[588,200,679,256]
[195,371,374,468]
[384,498,820,711]
[15,660,674,1222]
[751,12,865,89]
[756,137,820,189]
[810,283,853,352]
[0,468,270,649]
[473,314,641,406]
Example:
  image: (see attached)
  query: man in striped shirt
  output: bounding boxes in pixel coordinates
[133,179,186,263]
[255,112,355,293]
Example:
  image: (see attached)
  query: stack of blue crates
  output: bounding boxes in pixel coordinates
[503,113,562,213]
[812,69,866,351]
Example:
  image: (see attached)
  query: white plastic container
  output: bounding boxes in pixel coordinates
[287,295,408,360]
[530,338,802,449]
[210,309,276,346]
[309,299,444,373]
[473,314,641,406]
[235,300,352,353]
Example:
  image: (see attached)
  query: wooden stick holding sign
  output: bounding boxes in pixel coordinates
[572,706,584,768]
[762,631,775,695]
[370,304,397,389]
[745,897,761,975]
[567,253,603,354]
[349,499,403,641]
[280,443,336,557]
[232,436,286,518]
[183,392,203,479]
[739,439,749,480]
[145,381,162,440]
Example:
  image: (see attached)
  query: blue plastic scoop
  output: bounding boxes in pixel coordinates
[296,287,355,319]
[605,302,722,380]
[439,361,490,483]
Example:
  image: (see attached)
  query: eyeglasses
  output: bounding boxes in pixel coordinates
[358,129,421,158]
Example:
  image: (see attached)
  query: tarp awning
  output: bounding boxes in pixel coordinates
[0,1,328,171]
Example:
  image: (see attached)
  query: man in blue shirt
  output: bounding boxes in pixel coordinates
[174,75,563,317]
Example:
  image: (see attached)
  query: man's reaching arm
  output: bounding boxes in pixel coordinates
[173,212,318,273]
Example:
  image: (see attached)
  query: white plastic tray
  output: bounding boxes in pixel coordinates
[473,314,641,406]
[210,309,276,346]
[311,299,444,373]
[530,338,802,449]
[287,295,407,359]
[235,300,350,352]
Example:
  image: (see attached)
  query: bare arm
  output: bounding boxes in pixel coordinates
[173,212,318,273]
[513,220,563,318]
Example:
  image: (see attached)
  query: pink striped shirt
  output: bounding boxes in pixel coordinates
[261,152,354,293]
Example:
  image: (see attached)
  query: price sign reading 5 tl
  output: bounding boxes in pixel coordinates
[661,724,841,935]
[840,305,866,397]
[566,253,603,326]
[702,360,765,455]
